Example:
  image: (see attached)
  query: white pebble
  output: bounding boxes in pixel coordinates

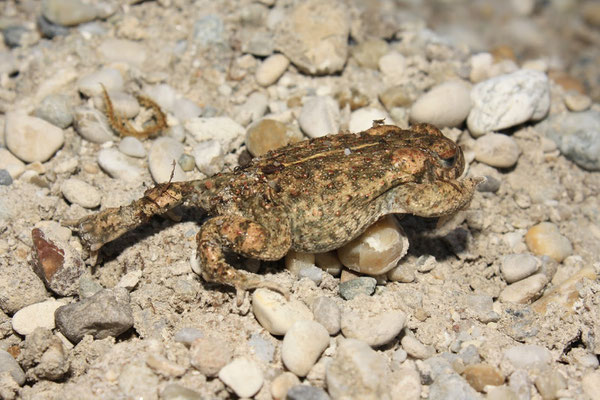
[192,140,224,176]
[271,371,301,400]
[118,136,146,158]
[96,90,140,119]
[401,335,433,359]
[148,137,186,183]
[256,54,290,87]
[469,52,494,83]
[285,250,316,276]
[61,178,102,209]
[172,98,202,122]
[238,92,268,126]
[12,299,65,336]
[410,80,472,128]
[73,107,115,143]
[474,133,521,168]
[564,91,591,112]
[348,108,389,133]
[251,289,313,336]
[282,320,329,377]
[467,69,550,135]
[499,273,548,304]
[218,357,263,398]
[42,0,98,26]
[97,148,144,182]
[378,52,407,83]
[389,366,421,400]
[582,371,600,400]
[341,310,406,347]
[5,112,65,163]
[0,148,25,178]
[501,254,540,283]
[503,344,551,371]
[311,296,341,335]
[98,39,147,68]
[298,96,340,138]
[143,84,177,112]
[184,116,245,153]
[77,68,124,97]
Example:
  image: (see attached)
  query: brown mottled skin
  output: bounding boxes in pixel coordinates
[66,123,481,298]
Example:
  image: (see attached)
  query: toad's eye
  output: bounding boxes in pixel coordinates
[440,155,456,168]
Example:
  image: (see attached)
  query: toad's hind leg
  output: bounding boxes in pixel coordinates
[197,215,292,302]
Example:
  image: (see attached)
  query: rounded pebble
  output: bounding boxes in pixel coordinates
[173,327,204,347]
[0,148,25,179]
[34,93,73,128]
[501,254,539,283]
[474,133,521,168]
[311,297,340,335]
[348,108,389,133]
[178,153,196,172]
[12,299,65,336]
[379,84,416,111]
[190,336,233,377]
[148,137,187,183]
[256,54,290,87]
[98,39,147,68]
[286,385,331,400]
[218,357,263,398]
[378,52,407,82]
[401,335,433,359]
[0,350,25,386]
[0,262,48,314]
[298,96,340,138]
[271,371,301,400]
[525,222,573,262]
[467,69,550,135]
[462,364,504,392]
[172,98,202,122]
[314,252,342,276]
[499,273,548,304]
[285,250,316,276]
[77,68,124,97]
[246,119,292,157]
[192,140,224,176]
[238,92,268,126]
[0,170,12,185]
[42,0,99,26]
[184,116,245,153]
[410,80,472,127]
[338,277,377,300]
[282,320,329,377]
[96,90,140,119]
[118,136,146,158]
[251,289,313,336]
[564,91,592,112]
[5,112,65,163]
[73,106,115,143]
[97,148,144,182]
[503,344,551,371]
[351,38,388,70]
[161,383,203,400]
[61,178,101,208]
[582,371,600,400]
[341,310,406,347]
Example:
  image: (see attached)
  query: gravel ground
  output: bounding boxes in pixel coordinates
[1,0,600,399]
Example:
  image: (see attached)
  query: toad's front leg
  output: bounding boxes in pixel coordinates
[197,215,292,303]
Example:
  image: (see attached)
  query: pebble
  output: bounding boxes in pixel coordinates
[246,119,295,157]
[379,84,416,111]
[98,39,147,68]
[532,265,596,314]
[351,38,389,70]
[190,336,233,377]
[298,96,340,138]
[34,94,73,128]
[37,12,70,38]
[564,91,591,112]
[465,294,500,323]
[337,215,409,275]
[429,373,480,400]
[42,0,98,26]
[173,327,204,347]
[348,108,389,133]
[285,250,316,276]
[409,80,472,128]
[275,0,350,75]
[387,264,416,283]
[534,368,566,400]
[271,372,301,400]
[474,133,521,168]
[177,153,195,172]
[143,84,177,112]
[172,98,202,123]
[389,366,421,400]
[314,252,342,277]
[256,54,290,87]
[0,148,25,179]
[97,148,144,182]
[184,116,245,153]
[193,15,227,47]
[161,384,203,400]
[499,273,548,304]
[116,270,142,291]
[536,110,600,171]
[582,371,600,400]
[286,385,331,400]
[148,137,187,183]
[248,332,275,363]
[462,364,504,392]
[525,222,573,262]
[146,354,186,377]
[282,320,330,377]
[338,277,377,300]
[311,297,340,335]
[61,178,101,208]
[0,260,48,314]
[77,68,124,97]
[238,92,268,126]
[242,31,275,57]
[118,136,146,158]
[11,299,65,336]
[73,106,115,143]
[401,335,433,359]
[378,52,407,83]
[218,357,263,398]
[326,339,390,399]
[467,69,550,136]
[251,288,313,336]
[118,364,159,400]
[192,140,224,176]
[95,90,140,119]
[0,350,25,386]
[5,112,65,163]
[502,344,551,372]
[501,253,540,283]
[341,310,406,347]
[0,170,12,185]
[54,288,134,343]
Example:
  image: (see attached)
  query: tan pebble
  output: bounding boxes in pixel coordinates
[534,368,566,400]
[246,119,293,157]
[525,222,573,262]
[256,54,290,87]
[389,366,421,400]
[315,251,342,276]
[548,71,585,94]
[379,84,415,110]
[190,336,232,377]
[350,39,389,70]
[251,289,313,336]
[462,363,504,392]
[486,385,519,400]
[271,371,301,400]
[532,266,597,314]
[582,370,600,400]
[82,162,100,174]
[339,268,360,283]
[401,335,433,359]
[146,354,186,377]
[564,91,591,112]
[499,273,548,304]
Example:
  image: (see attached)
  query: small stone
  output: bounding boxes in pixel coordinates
[410,80,472,128]
[146,354,186,377]
[341,310,406,347]
[326,339,390,400]
[339,277,377,300]
[401,335,433,359]
[348,108,389,133]
[55,288,134,343]
[315,252,342,276]
[161,383,203,400]
[11,299,64,336]
[465,294,500,323]
[351,38,389,70]
[116,270,142,291]
[0,350,25,386]
[335,87,370,111]
[298,96,340,138]
[271,372,301,400]
[34,94,73,129]
[501,254,540,283]
[386,264,416,283]
[148,137,186,183]
[462,364,504,392]
[143,84,177,112]
[534,368,566,400]
[582,371,600,400]
[238,92,268,126]
[192,140,224,176]
[42,0,98,26]
[0,261,48,315]
[172,98,202,123]
[193,15,227,47]
[61,178,101,208]
[467,69,550,135]
[73,106,114,143]
[218,357,263,398]
[98,39,147,68]
[18,328,69,381]
[282,320,329,377]
[337,215,409,275]
[77,68,124,97]
[5,112,64,163]
[389,366,421,400]
[97,148,144,182]
[532,266,597,314]
[298,266,324,285]
[474,133,521,168]
[190,335,233,377]
[184,116,245,153]
[251,289,313,335]
[476,175,500,193]
[256,54,290,87]
[95,90,139,119]
[0,170,12,185]
[499,273,548,304]
[248,333,275,363]
[177,153,194,172]
[286,385,331,400]
[378,52,407,83]
[242,31,275,57]
[564,91,592,112]
[525,222,573,262]
[429,373,480,400]
[311,297,340,335]
[118,364,159,400]
[285,251,316,276]
[0,148,25,179]
[379,84,417,111]
[118,136,146,158]
[246,119,296,157]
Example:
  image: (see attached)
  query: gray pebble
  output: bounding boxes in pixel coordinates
[173,327,204,347]
[193,15,226,46]
[339,277,377,300]
[192,140,224,176]
[118,136,146,158]
[298,96,340,138]
[298,266,324,285]
[73,106,114,143]
[34,93,73,129]
[286,385,331,400]
[429,373,480,400]
[78,273,103,299]
[3,25,29,48]
[474,133,521,168]
[42,0,99,26]
[148,137,187,183]
[55,288,134,343]
[311,296,341,335]
[36,15,70,38]
[97,148,144,182]
[0,350,25,386]
[465,294,500,323]
[248,332,275,363]
[0,169,12,185]
[501,254,539,283]
[476,175,500,193]
[341,310,406,347]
